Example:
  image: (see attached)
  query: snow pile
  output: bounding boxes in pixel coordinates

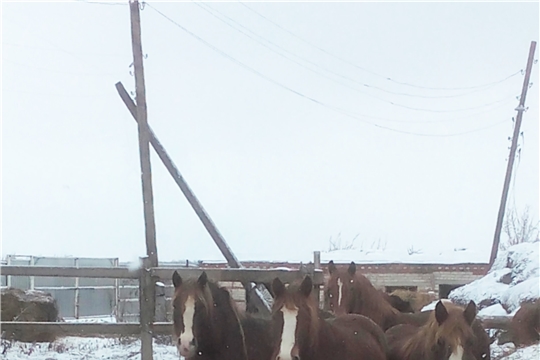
[449,242,539,312]
[477,304,508,317]
[491,342,540,360]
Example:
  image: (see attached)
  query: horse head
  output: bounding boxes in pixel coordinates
[271,275,319,360]
[325,261,358,315]
[171,271,219,358]
[424,300,478,360]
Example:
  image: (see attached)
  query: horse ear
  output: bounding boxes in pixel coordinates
[328,260,337,274]
[300,276,313,297]
[197,271,208,287]
[435,301,449,325]
[348,262,356,276]
[272,278,286,298]
[172,270,182,288]
[463,300,477,325]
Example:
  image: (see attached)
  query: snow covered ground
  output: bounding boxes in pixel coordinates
[0,337,181,360]
[491,342,540,360]
[1,334,537,360]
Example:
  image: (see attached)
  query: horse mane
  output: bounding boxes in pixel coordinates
[400,302,474,357]
[173,277,216,317]
[356,274,399,312]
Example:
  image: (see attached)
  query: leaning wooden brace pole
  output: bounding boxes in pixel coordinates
[129,0,158,268]
[115,82,241,269]
[489,40,537,267]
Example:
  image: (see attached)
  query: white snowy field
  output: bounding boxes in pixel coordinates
[0,337,181,360]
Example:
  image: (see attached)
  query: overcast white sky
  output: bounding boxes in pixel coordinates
[2,1,539,263]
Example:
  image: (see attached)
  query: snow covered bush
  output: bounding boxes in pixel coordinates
[449,242,539,313]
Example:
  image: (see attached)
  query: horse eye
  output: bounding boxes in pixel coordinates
[437,339,444,347]
[481,354,487,359]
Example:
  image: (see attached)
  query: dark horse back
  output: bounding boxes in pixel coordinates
[385,324,419,360]
[329,314,388,360]
[241,316,274,360]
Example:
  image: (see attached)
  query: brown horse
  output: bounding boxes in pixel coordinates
[271,275,387,360]
[379,290,415,313]
[385,300,478,360]
[171,271,274,360]
[326,261,491,360]
[510,299,540,347]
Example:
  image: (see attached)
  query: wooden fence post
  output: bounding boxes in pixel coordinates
[313,252,321,308]
[139,257,155,360]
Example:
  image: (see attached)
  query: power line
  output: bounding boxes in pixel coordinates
[146,3,514,137]
[191,2,519,114]
[239,2,522,92]
[201,2,521,101]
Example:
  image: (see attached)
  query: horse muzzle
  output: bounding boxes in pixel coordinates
[178,337,197,358]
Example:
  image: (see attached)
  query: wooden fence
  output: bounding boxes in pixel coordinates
[0,260,325,359]
[0,262,513,359]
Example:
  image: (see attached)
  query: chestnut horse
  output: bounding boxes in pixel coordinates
[270,275,387,360]
[510,299,540,347]
[325,261,491,360]
[171,271,274,360]
[385,300,478,360]
[379,291,415,313]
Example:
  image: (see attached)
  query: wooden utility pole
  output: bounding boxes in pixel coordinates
[489,41,537,267]
[129,0,158,268]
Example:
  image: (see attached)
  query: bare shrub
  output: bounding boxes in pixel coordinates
[502,206,539,249]
[407,245,422,255]
[328,232,359,252]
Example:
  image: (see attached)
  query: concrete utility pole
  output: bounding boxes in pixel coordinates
[129,0,158,268]
[489,41,537,267]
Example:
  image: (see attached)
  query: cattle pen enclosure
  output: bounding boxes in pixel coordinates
[1,259,514,360]
[0,259,328,360]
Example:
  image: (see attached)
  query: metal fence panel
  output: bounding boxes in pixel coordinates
[34,257,76,287]
[46,288,76,318]
[78,288,115,317]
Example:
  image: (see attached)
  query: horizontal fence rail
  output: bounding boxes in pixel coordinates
[151,267,325,284]
[1,266,139,279]
[0,321,173,337]
[478,315,513,330]
[1,266,325,285]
